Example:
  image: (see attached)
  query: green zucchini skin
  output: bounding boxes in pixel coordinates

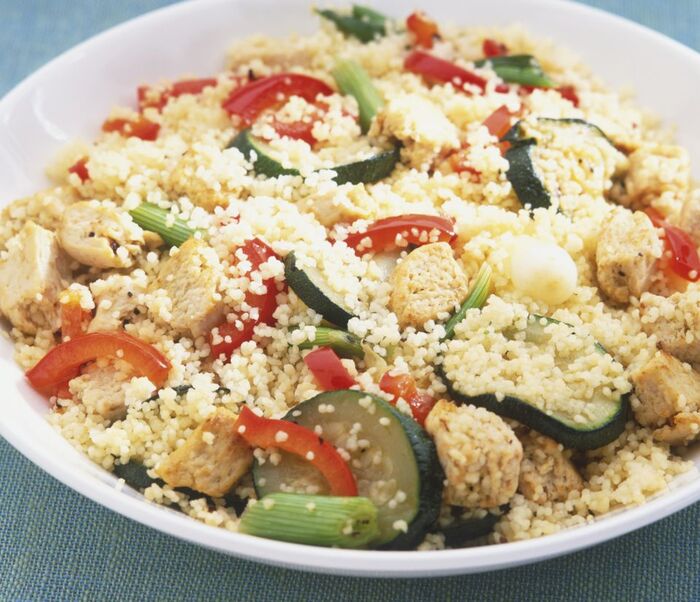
[504,142,551,210]
[441,507,505,547]
[229,129,399,184]
[437,364,630,450]
[385,404,444,551]
[284,252,357,328]
[332,146,400,185]
[502,118,616,210]
[228,129,300,178]
[253,390,444,550]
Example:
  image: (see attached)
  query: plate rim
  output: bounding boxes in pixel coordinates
[0,0,699,577]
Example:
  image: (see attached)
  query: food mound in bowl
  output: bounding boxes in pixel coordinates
[3,5,699,550]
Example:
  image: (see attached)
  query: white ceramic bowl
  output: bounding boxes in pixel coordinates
[1,0,698,578]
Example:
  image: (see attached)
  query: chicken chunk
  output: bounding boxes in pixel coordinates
[69,362,131,421]
[88,272,148,332]
[157,409,253,497]
[623,143,690,207]
[425,400,522,509]
[370,93,459,169]
[517,432,583,504]
[679,190,700,247]
[58,201,144,269]
[149,239,225,338]
[389,242,469,329]
[595,210,661,304]
[0,221,68,334]
[631,351,700,428]
[653,412,700,446]
[640,291,700,365]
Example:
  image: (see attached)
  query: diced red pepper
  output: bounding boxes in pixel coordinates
[210,238,282,360]
[556,85,580,107]
[379,371,436,426]
[68,157,90,183]
[645,208,700,282]
[448,150,481,179]
[235,405,358,496]
[482,104,513,139]
[482,38,508,58]
[138,77,218,111]
[222,73,334,126]
[406,11,439,48]
[59,291,91,342]
[303,347,357,391]
[102,116,160,141]
[404,50,487,94]
[26,332,171,397]
[344,214,456,255]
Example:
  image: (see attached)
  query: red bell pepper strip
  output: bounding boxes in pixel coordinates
[138,77,218,111]
[405,50,487,94]
[303,347,357,391]
[102,116,160,141]
[263,100,330,146]
[344,214,456,255]
[26,332,171,396]
[482,38,508,58]
[59,291,91,342]
[406,11,439,48]
[235,405,358,496]
[68,157,90,182]
[379,371,436,426]
[222,73,334,126]
[209,238,283,360]
[645,208,700,282]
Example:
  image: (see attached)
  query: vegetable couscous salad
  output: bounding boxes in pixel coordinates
[3,5,699,550]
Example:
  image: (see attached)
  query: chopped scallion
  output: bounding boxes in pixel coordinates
[129,202,198,247]
[331,59,384,133]
[296,327,364,358]
[475,54,555,88]
[442,263,493,339]
[239,493,379,548]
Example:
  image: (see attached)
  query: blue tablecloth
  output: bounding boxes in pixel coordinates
[1,1,699,599]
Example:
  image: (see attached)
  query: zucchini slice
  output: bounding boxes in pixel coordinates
[440,506,505,547]
[284,252,357,328]
[502,117,616,210]
[439,310,630,450]
[253,390,444,549]
[229,129,399,184]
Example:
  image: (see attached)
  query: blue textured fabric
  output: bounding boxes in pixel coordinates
[1,1,699,600]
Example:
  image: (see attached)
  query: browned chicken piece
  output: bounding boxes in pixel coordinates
[631,351,700,428]
[0,221,69,334]
[595,211,661,305]
[639,291,700,365]
[157,409,253,497]
[149,238,225,338]
[653,412,700,446]
[518,432,583,504]
[425,400,522,509]
[389,242,470,329]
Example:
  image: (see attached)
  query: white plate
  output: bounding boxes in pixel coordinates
[0,0,698,578]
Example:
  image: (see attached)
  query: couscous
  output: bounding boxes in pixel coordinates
[3,6,699,550]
